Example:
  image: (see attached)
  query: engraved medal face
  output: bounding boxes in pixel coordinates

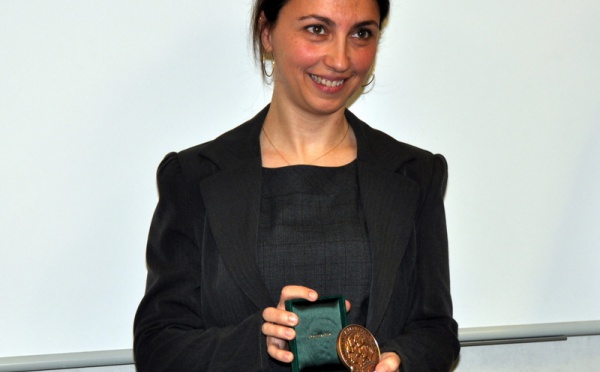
[337,324,380,372]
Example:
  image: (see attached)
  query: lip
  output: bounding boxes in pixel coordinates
[309,74,347,90]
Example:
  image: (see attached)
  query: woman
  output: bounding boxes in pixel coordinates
[133,0,460,371]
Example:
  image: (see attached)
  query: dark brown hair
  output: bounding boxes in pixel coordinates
[251,0,390,74]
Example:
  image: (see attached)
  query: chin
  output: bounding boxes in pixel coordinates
[313,96,356,115]
[306,94,359,116]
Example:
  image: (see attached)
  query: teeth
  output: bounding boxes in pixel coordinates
[311,74,344,87]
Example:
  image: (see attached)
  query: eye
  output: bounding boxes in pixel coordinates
[352,28,373,40]
[306,25,326,35]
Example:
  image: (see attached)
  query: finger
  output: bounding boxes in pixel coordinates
[265,334,288,350]
[262,307,299,327]
[264,325,293,363]
[345,300,352,313]
[267,342,294,363]
[277,285,318,308]
[262,320,296,340]
[375,352,401,372]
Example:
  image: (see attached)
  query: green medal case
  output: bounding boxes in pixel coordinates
[285,295,348,371]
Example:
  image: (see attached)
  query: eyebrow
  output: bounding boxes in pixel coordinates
[299,14,379,29]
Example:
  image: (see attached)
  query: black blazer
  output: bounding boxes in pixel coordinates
[134,106,460,371]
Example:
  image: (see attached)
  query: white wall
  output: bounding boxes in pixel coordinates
[1,0,599,366]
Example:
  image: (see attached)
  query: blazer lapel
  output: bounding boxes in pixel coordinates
[197,107,273,310]
[358,161,420,334]
[346,109,421,334]
[200,158,274,310]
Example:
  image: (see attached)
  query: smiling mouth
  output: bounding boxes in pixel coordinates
[310,74,345,88]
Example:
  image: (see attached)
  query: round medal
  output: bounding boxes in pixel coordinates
[337,324,380,372]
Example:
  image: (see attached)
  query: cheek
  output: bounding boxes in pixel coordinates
[291,42,323,69]
[353,48,377,72]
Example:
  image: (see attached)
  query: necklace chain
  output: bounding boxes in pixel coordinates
[262,123,350,166]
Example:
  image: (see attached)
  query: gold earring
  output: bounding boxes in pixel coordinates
[262,55,275,78]
[362,73,375,88]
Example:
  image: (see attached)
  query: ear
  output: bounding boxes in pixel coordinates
[259,11,273,54]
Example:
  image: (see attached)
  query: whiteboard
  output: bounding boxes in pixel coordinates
[1,0,599,358]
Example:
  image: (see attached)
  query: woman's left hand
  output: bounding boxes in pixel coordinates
[375,351,401,372]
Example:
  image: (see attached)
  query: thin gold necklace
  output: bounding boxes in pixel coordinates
[262,123,350,166]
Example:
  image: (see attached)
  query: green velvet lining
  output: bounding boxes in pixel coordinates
[285,296,348,372]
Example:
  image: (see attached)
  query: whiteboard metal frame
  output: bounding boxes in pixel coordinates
[1,321,599,371]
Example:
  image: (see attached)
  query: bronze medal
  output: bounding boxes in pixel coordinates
[337,324,380,372]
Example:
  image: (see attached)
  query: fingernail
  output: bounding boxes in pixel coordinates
[289,315,298,324]
[308,291,317,300]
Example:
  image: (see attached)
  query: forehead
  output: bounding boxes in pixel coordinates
[280,0,380,24]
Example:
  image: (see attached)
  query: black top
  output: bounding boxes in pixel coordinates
[257,161,372,326]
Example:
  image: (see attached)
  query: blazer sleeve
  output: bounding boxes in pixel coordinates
[381,154,460,371]
[133,153,272,372]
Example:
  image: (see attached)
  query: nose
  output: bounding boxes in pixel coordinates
[324,38,350,72]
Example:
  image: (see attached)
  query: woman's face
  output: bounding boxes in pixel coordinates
[262,0,380,116]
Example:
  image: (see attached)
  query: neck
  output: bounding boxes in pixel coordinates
[261,105,356,167]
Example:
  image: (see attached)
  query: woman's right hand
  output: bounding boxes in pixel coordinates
[261,286,352,363]
[261,285,318,363]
